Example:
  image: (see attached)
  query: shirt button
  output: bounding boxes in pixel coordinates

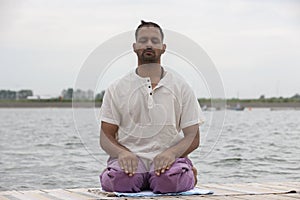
[150,92,152,95]
[148,86,151,88]
[147,79,150,82]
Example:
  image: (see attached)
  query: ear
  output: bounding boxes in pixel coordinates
[161,44,166,54]
[133,43,137,53]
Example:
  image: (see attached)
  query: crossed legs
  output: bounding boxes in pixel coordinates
[100,157,195,193]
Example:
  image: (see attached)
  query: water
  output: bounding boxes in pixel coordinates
[0,108,299,191]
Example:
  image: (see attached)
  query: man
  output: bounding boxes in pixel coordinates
[99,20,204,193]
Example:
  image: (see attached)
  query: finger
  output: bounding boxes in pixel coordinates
[157,159,165,171]
[123,160,129,174]
[166,159,175,170]
[155,161,164,176]
[155,169,160,176]
[160,161,168,173]
[118,159,125,170]
[154,158,160,172]
[128,159,133,174]
[132,159,138,174]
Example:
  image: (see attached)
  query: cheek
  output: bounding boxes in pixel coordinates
[135,43,145,50]
[154,49,163,55]
[135,49,143,56]
[137,49,144,54]
[153,45,163,51]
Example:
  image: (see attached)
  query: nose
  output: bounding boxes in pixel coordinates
[146,39,153,48]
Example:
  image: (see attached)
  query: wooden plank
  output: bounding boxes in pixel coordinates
[1,191,31,200]
[0,182,299,200]
[242,183,285,193]
[276,194,300,199]
[0,191,17,196]
[286,193,300,199]
[201,183,256,194]
[166,196,206,200]
[266,182,300,192]
[240,194,300,200]
[3,191,29,200]
[221,183,284,194]
[250,183,298,193]
[0,194,12,200]
[185,196,218,200]
[194,195,245,200]
[198,194,298,200]
[42,189,92,200]
[200,184,246,195]
[20,190,53,200]
[65,188,109,199]
[160,197,192,200]
[84,188,118,198]
[232,195,273,200]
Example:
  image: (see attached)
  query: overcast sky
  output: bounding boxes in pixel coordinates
[0,0,299,98]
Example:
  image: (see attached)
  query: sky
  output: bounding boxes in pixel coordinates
[0,0,299,99]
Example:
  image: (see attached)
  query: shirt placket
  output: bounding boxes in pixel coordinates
[146,80,165,109]
[146,78,154,109]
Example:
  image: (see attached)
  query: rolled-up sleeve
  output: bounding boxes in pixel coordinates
[179,85,205,129]
[99,87,121,126]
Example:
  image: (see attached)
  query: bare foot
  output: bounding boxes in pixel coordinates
[192,166,198,186]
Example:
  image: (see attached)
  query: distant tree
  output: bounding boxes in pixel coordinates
[86,89,94,100]
[0,90,16,100]
[0,89,33,100]
[18,90,33,99]
[291,93,300,99]
[259,94,265,100]
[61,88,73,100]
[95,90,105,101]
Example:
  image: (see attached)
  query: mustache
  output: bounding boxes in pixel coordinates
[143,48,155,54]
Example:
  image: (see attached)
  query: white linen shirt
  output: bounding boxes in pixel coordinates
[100,69,204,170]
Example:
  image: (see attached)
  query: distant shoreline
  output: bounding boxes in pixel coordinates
[0,101,300,108]
[0,101,101,108]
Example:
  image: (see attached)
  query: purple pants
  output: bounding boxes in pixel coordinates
[100,157,195,193]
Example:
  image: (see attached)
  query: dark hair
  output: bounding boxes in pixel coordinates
[135,20,164,41]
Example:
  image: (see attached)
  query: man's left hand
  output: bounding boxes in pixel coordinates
[153,150,176,176]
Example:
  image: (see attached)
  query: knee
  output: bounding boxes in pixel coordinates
[149,167,195,193]
[100,168,146,192]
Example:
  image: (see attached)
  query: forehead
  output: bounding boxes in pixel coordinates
[137,26,162,39]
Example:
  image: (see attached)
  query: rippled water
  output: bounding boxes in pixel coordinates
[0,108,299,191]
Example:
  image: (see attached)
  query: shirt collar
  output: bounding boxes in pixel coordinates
[131,68,170,87]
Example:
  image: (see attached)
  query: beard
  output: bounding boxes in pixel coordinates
[139,49,160,63]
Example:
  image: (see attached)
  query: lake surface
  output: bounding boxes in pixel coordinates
[0,108,299,191]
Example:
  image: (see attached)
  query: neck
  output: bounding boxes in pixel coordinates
[136,64,163,83]
[138,59,161,66]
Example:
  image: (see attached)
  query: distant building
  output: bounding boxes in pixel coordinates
[27,96,40,100]
[27,95,52,100]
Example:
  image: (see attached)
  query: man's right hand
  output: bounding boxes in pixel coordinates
[118,151,138,176]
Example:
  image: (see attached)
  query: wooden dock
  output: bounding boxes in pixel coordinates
[0,182,299,200]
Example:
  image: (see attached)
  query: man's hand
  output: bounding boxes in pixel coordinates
[118,151,138,176]
[153,150,176,176]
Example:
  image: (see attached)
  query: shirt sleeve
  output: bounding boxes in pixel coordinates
[179,84,205,129]
[99,87,121,126]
